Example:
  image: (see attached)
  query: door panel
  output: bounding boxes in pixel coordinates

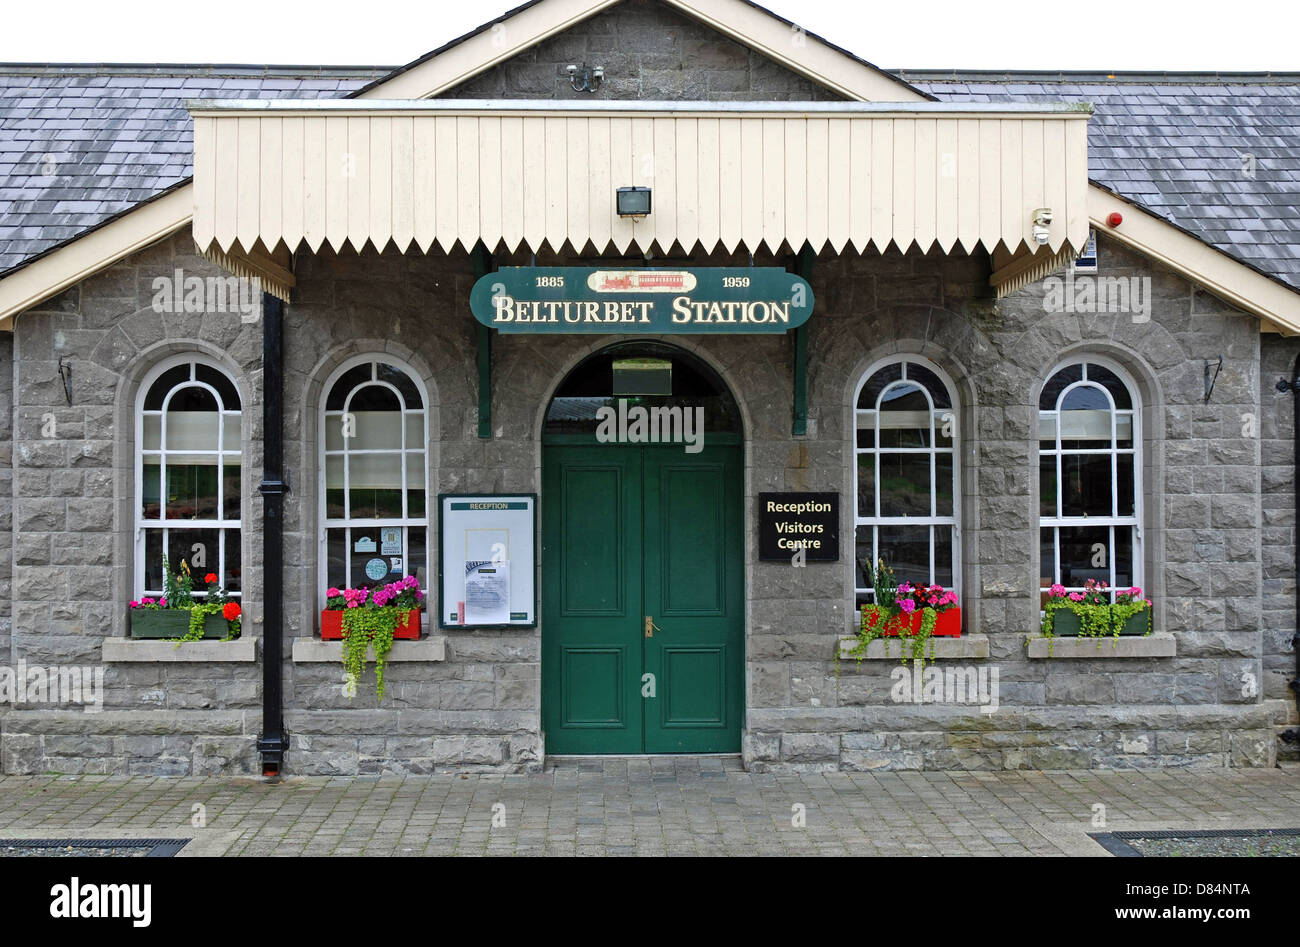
[642,446,743,752]
[542,447,643,754]
[542,442,742,754]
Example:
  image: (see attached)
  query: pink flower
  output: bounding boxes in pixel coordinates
[1068,592,1084,602]
[1049,584,1066,597]
[129,600,139,609]
[159,598,167,608]
[327,587,341,597]
[898,599,916,614]
[1123,586,1142,598]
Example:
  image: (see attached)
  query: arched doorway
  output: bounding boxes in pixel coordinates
[541,342,744,754]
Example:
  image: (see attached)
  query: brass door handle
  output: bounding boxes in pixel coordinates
[645,616,661,638]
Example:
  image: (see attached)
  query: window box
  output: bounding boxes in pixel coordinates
[320,608,421,640]
[129,609,230,640]
[875,606,962,638]
[1050,608,1150,637]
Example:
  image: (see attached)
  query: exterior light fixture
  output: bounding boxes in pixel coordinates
[616,186,652,219]
[1106,211,1123,228]
[565,64,604,93]
[1031,207,1053,246]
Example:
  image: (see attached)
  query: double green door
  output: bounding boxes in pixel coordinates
[542,441,743,754]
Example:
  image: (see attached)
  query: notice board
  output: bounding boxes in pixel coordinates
[439,494,537,628]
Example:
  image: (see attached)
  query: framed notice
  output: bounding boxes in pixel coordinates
[438,494,537,628]
[758,492,839,561]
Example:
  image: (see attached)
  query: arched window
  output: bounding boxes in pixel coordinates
[1038,359,1141,600]
[320,358,429,605]
[136,358,242,598]
[853,358,959,606]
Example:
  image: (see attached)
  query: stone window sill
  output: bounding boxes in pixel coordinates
[102,637,258,663]
[292,637,447,663]
[837,634,989,661]
[1026,631,1176,659]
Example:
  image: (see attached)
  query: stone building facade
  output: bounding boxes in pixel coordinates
[0,0,1296,774]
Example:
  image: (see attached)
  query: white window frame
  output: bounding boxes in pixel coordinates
[852,356,961,604]
[133,355,242,600]
[318,356,430,609]
[1038,356,1143,599]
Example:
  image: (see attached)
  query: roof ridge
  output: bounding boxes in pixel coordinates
[893,68,1300,83]
[0,62,397,76]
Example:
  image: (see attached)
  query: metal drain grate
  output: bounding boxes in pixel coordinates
[1091,828,1300,857]
[0,838,190,857]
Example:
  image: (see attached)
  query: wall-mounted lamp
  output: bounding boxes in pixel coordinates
[1031,207,1053,246]
[616,186,652,219]
[566,63,604,93]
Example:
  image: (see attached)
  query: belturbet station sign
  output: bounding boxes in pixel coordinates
[0,0,1297,783]
[471,267,813,333]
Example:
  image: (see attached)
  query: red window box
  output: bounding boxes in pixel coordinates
[863,606,961,638]
[320,608,421,640]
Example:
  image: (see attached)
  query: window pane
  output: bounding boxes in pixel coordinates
[195,363,241,410]
[878,524,930,587]
[1058,525,1110,588]
[878,452,931,517]
[166,461,218,519]
[408,526,428,591]
[166,528,220,586]
[854,525,875,597]
[325,455,345,519]
[1114,527,1134,589]
[406,453,426,518]
[1039,527,1056,587]
[1116,454,1135,516]
[934,527,953,589]
[350,411,402,450]
[1039,454,1057,517]
[1061,384,1110,412]
[327,528,348,590]
[222,464,240,520]
[348,384,401,413]
[145,365,191,410]
[857,362,903,409]
[1038,413,1056,450]
[224,528,241,593]
[350,529,401,586]
[935,454,954,517]
[1116,413,1134,449]
[349,451,403,490]
[905,362,952,409]
[405,412,425,450]
[855,414,875,448]
[142,463,161,519]
[856,453,875,517]
[223,414,241,451]
[377,363,423,409]
[878,383,931,448]
[1040,364,1082,410]
[325,414,345,451]
[144,529,165,592]
[143,415,161,450]
[1086,363,1132,410]
[933,409,953,448]
[326,364,373,410]
[1061,453,1113,517]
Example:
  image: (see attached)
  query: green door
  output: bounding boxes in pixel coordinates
[542,441,743,754]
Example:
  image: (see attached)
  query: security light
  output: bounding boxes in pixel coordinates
[616,186,652,219]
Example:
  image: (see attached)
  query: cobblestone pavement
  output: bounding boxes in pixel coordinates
[1,759,1297,856]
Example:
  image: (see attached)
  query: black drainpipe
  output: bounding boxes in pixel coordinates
[1277,354,1300,745]
[257,291,291,776]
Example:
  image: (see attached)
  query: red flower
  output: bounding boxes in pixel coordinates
[204,573,219,585]
[222,602,241,621]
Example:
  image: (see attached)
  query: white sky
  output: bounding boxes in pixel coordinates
[5,0,1298,72]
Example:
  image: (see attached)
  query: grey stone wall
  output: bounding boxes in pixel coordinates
[0,332,12,669]
[1260,334,1300,759]
[1,234,264,775]
[441,0,844,102]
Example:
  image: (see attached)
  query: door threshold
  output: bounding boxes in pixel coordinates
[546,753,742,761]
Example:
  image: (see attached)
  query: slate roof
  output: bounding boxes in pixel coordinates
[0,64,391,274]
[1,60,1297,298]
[902,70,1300,291]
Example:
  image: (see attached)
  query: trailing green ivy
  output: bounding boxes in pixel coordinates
[341,606,399,700]
[844,603,938,668]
